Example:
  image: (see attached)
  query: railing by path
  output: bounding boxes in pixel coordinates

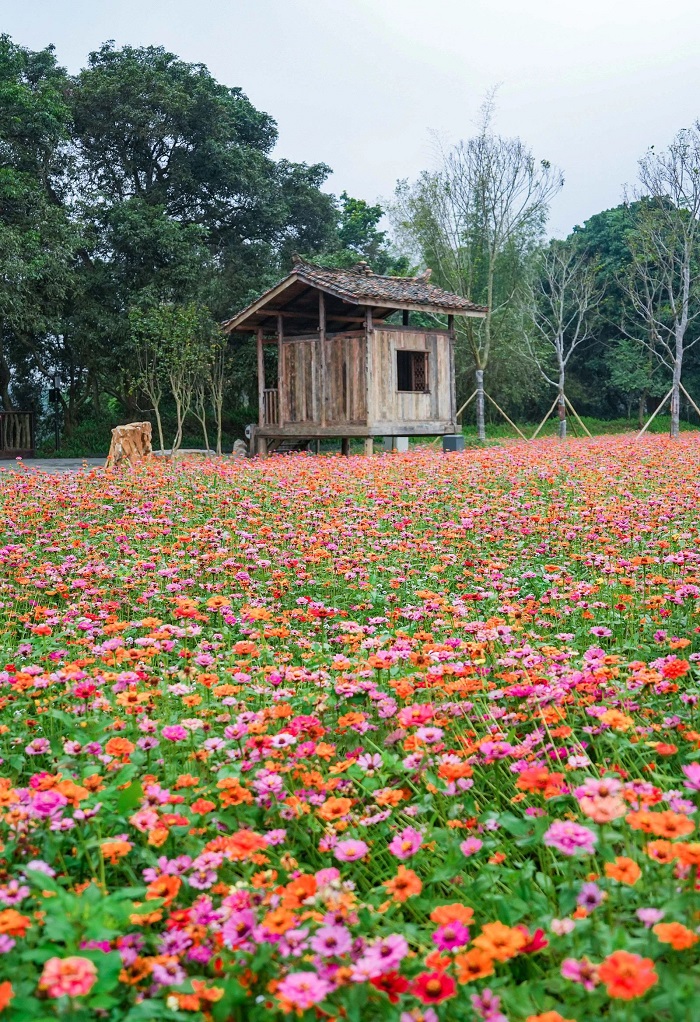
[263,388,279,426]
[0,411,35,458]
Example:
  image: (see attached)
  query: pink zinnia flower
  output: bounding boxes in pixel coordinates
[637,907,665,927]
[460,837,483,857]
[682,763,700,791]
[561,956,599,990]
[310,925,352,957]
[388,826,422,859]
[39,956,98,998]
[277,971,331,1010]
[543,819,597,856]
[334,839,368,862]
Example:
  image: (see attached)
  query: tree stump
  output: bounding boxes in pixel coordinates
[105,422,153,469]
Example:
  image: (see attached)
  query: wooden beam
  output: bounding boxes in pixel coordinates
[256,327,265,428]
[277,313,285,426]
[259,308,366,323]
[319,291,326,427]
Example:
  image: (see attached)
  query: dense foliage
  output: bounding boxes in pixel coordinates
[0,438,699,1019]
[0,35,402,451]
[2,32,700,449]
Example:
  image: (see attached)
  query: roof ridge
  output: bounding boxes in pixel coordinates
[293,257,433,285]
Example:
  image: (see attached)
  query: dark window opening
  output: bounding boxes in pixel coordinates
[397,350,429,392]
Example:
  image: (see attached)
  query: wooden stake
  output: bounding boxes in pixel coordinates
[563,394,592,437]
[679,381,700,421]
[484,392,528,441]
[637,387,673,438]
[455,390,478,422]
[530,395,560,440]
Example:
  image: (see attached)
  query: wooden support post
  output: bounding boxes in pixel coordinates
[447,315,456,428]
[637,387,673,438]
[402,310,409,326]
[530,394,560,440]
[363,438,374,457]
[277,313,284,426]
[484,392,528,441]
[563,394,592,437]
[341,438,350,456]
[256,327,265,428]
[319,291,326,427]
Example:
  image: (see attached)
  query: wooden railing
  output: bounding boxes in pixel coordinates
[0,411,34,458]
[263,388,279,426]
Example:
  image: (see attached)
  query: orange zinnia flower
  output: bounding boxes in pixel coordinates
[316,796,353,821]
[454,948,494,983]
[645,839,676,864]
[648,811,694,839]
[598,950,658,1000]
[383,865,422,902]
[104,736,135,757]
[473,921,527,961]
[100,838,133,864]
[146,875,181,906]
[653,922,698,950]
[675,842,700,866]
[430,903,474,927]
[0,981,13,1011]
[604,856,641,885]
[526,1013,575,1022]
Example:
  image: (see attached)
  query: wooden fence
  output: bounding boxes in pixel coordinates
[0,411,35,458]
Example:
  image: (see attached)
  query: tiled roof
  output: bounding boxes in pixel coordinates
[222,258,487,331]
[293,257,487,313]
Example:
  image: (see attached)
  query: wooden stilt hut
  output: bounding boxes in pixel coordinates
[222,256,487,455]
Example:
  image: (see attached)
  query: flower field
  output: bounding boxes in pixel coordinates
[1,435,700,1021]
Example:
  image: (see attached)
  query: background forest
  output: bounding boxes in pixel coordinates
[2,34,700,454]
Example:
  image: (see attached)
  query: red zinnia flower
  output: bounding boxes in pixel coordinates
[369,972,410,1003]
[410,971,456,1004]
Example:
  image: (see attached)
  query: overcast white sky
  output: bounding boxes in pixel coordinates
[5,0,700,236]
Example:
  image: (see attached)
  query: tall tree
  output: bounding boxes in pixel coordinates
[526,241,601,438]
[624,129,700,437]
[391,100,562,438]
[67,42,339,417]
[0,35,75,410]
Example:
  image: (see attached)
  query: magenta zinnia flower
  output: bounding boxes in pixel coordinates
[433,921,470,950]
[161,725,187,741]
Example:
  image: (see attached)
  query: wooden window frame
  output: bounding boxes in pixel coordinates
[396,349,429,393]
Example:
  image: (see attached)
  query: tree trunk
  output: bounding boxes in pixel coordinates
[475,368,486,441]
[153,401,165,454]
[638,392,647,428]
[0,339,13,411]
[557,372,566,440]
[670,370,681,438]
[670,325,683,438]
